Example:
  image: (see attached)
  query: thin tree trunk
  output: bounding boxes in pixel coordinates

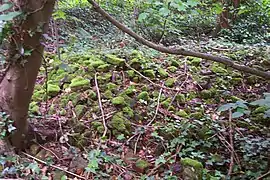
[0,0,55,149]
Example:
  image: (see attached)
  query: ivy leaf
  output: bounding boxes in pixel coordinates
[217,103,236,112]
[159,7,170,16]
[155,156,166,166]
[0,11,21,21]
[0,3,13,12]
[138,12,148,22]
[186,0,199,7]
[232,111,244,118]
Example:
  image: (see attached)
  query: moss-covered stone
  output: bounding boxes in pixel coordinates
[158,68,169,78]
[211,63,228,74]
[134,159,149,173]
[171,59,180,67]
[181,158,203,180]
[106,83,118,91]
[48,84,61,96]
[143,69,155,79]
[75,105,86,119]
[112,96,126,106]
[127,70,135,78]
[176,94,186,103]
[105,54,125,66]
[253,106,269,114]
[85,89,97,100]
[176,110,189,118]
[97,64,110,72]
[32,90,45,101]
[124,85,136,96]
[168,66,177,73]
[123,106,134,118]
[104,90,113,99]
[97,73,112,83]
[69,77,90,91]
[161,98,172,108]
[200,89,217,99]
[190,112,204,119]
[29,102,39,114]
[137,91,150,101]
[109,112,131,135]
[190,57,201,67]
[90,60,106,68]
[129,58,142,70]
[165,78,176,87]
[91,121,105,134]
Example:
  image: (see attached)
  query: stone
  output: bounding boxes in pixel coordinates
[109,112,131,135]
[69,77,90,91]
[181,158,203,180]
[105,54,125,66]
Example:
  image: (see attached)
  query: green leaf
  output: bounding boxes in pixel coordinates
[217,103,236,112]
[138,12,148,22]
[186,0,199,7]
[155,156,166,166]
[232,111,244,118]
[0,11,22,21]
[0,3,12,12]
[159,7,170,16]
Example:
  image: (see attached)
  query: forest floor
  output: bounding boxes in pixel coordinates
[0,8,270,180]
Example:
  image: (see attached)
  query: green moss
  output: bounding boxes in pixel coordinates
[165,78,176,87]
[127,70,135,78]
[251,113,269,125]
[231,77,242,85]
[176,110,189,118]
[171,59,180,67]
[106,83,118,91]
[60,109,67,116]
[176,94,186,103]
[253,106,269,114]
[211,63,228,74]
[124,85,136,96]
[97,64,110,72]
[109,112,131,135]
[75,105,86,119]
[105,54,125,66]
[181,158,203,180]
[32,90,45,101]
[123,106,134,118]
[68,92,80,105]
[187,91,197,100]
[97,73,112,83]
[69,77,90,90]
[48,84,60,96]
[135,159,149,173]
[112,96,126,106]
[161,98,172,108]
[104,90,113,99]
[200,89,217,99]
[246,75,257,84]
[143,69,155,79]
[190,57,201,66]
[85,89,97,100]
[129,58,142,70]
[29,102,39,114]
[190,112,204,119]
[137,91,150,101]
[91,122,104,134]
[168,66,177,73]
[158,68,169,78]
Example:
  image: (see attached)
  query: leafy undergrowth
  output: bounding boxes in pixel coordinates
[1,44,269,179]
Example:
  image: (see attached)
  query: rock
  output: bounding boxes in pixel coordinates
[75,105,86,119]
[69,76,90,91]
[176,110,189,118]
[143,69,156,79]
[104,90,113,99]
[190,57,201,66]
[127,70,135,78]
[158,68,169,78]
[181,158,203,180]
[133,159,150,173]
[109,112,131,135]
[211,63,228,74]
[200,89,216,99]
[137,91,150,101]
[190,112,204,119]
[168,66,178,73]
[123,107,134,118]
[48,84,60,96]
[112,96,126,106]
[176,94,186,103]
[165,78,176,87]
[97,64,110,72]
[105,54,125,66]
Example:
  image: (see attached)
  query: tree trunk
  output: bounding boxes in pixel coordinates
[0,0,55,149]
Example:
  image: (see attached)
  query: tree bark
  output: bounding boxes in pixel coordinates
[0,0,55,149]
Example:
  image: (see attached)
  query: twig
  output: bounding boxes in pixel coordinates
[134,133,141,154]
[94,73,108,138]
[37,143,60,160]
[22,152,86,179]
[257,170,270,180]
[125,62,180,91]
[227,109,234,177]
[147,84,163,126]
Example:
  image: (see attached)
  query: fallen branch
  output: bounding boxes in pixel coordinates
[87,0,270,79]
[227,110,234,177]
